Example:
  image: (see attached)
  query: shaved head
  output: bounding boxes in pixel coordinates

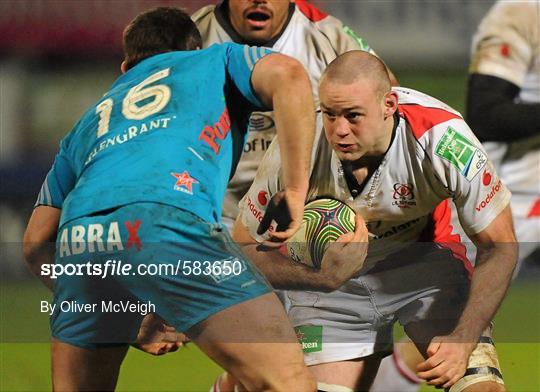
[320,51,391,98]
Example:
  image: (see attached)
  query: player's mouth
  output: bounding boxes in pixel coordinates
[336,143,356,152]
[245,9,271,28]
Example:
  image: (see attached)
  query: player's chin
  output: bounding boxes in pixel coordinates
[335,151,360,162]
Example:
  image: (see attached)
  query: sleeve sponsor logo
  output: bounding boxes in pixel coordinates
[257,191,268,206]
[476,179,503,212]
[246,196,275,232]
[435,127,487,181]
[482,169,492,186]
[500,43,510,57]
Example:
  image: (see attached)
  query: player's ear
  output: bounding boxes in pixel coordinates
[383,91,398,118]
[120,60,128,74]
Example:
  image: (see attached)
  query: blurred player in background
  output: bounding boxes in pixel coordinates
[23,7,318,391]
[466,0,539,268]
[233,51,517,391]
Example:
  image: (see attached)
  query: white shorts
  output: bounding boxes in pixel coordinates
[286,244,471,365]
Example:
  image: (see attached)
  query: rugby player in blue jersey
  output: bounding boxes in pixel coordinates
[23,7,317,391]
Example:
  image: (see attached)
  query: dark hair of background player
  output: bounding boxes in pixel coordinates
[123,7,203,70]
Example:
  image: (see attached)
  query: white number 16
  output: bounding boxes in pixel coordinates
[95,68,171,137]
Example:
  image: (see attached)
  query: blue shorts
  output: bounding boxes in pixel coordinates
[51,203,271,348]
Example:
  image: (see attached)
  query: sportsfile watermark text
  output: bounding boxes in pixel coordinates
[41,259,245,279]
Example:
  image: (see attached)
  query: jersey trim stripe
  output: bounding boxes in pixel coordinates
[399,104,462,140]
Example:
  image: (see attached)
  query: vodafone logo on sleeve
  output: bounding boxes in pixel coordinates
[257,191,268,206]
[482,169,492,186]
[476,179,502,212]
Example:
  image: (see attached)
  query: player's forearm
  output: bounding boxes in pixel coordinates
[22,242,54,291]
[23,206,61,291]
[242,244,338,292]
[252,54,315,194]
[272,68,315,194]
[452,243,517,342]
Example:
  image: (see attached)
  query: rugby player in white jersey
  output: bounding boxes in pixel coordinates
[466,0,539,268]
[375,4,540,390]
[233,51,517,392]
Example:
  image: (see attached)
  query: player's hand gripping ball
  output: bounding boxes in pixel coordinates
[285,198,356,268]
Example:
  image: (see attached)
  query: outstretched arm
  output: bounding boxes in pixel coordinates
[251,54,316,241]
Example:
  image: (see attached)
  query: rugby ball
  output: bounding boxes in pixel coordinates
[285,198,356,269]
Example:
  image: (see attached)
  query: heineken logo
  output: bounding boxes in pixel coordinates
[435,127,487,181]
[295,325,323,353]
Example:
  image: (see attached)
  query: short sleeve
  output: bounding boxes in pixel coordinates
[429,119,512,234]
[225,43,274,108]
[469,1,535,87]
[237,139,282,241]
[34,139,76,209]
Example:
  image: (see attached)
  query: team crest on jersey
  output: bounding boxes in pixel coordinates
[392,183,416,208]
[436,127,487,181]
[171,171,198,195]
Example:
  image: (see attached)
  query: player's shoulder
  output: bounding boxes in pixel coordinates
[479,0,538,36]
[191,4,216,24]
[396,87,464,141]
[292,1,372,53]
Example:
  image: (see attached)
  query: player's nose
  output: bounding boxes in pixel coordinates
[333,117,351,137]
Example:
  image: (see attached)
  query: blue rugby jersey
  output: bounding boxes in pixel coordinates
[35,43,272,226]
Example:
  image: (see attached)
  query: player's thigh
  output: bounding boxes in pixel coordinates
[393,247,471,354]
[309,354,383,392]
[51,337,128,391]
[188,292,314,391]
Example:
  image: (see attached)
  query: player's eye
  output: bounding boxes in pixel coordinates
[345,112,361,121]
[322,111,336,120]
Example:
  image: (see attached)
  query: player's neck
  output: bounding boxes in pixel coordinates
[346,114,397,186]
[372,113,397,157]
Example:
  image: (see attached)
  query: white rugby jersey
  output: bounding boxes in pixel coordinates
[469,0,539,202]
[193,0,376,222]
[238,88,511,270]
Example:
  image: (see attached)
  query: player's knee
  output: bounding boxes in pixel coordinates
[246,365,315,392]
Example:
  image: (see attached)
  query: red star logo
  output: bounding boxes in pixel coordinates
[296,331,305,341]
[171,171,198,194]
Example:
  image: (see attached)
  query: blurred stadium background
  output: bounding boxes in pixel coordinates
[0,1,538,391]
